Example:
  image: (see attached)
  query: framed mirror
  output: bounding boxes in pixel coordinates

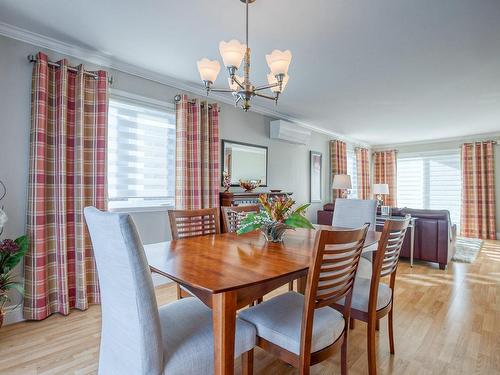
[221,140,268,186]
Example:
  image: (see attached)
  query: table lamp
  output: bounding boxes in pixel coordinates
[373,183,389,207]
[332,174,352,199]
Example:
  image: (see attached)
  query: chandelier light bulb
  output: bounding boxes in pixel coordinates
[267,73,289,93]
[265,50,292,76]
[196,58,221,83]
[219,40,247,69]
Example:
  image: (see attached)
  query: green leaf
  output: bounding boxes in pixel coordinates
[293,203,310,215]
[4,235,29,272]
[285,213,314,229]
[236,223,261,235]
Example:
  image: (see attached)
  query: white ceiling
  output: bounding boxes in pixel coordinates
[1,0,500,145]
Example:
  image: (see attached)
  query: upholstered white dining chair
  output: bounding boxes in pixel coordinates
[84,207,256,375]
[332,198,378,278]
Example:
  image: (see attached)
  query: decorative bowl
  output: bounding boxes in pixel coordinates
[239,179,261,192]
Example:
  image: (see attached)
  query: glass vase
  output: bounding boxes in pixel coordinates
[261,222,291,243]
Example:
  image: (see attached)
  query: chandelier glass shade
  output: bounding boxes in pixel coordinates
[196,0,292,111]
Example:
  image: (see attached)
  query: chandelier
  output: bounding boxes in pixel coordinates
[196,0,292,112]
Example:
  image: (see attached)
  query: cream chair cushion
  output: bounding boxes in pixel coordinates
[239,292,345,355]
[337,277,392,312]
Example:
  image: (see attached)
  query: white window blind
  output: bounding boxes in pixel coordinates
[397,151,461,227]
[107,97,176,209]
[346,146,358,199]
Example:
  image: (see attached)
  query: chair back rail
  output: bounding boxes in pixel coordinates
[299,224,369,368]
[168,208,221,240]
[221,205,260,233]
[369,215,411,314]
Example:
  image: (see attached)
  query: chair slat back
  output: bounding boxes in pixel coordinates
[300,225,369,361]
[373,215,410,280]
[367,215,411,314]
[168,208,220,240]
[221,205,260,233]
[310,225,369,309]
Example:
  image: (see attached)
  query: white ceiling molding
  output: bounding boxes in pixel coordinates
[373,131,500,151]
[0,21,369,148]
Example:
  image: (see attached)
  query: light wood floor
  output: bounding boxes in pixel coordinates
[1,241,500,375]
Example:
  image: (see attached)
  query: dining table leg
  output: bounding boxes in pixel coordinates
[212,291,237,375]
[297,276,307,294]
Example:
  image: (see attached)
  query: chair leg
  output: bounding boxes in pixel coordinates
[176,284,183,300]
[388,307,395,354]
[376,319,380,331]
[367,319,377,375]
[349,317,355,329]
[242,349,253,375]
[341,328,349,375]
[288,281,294,291]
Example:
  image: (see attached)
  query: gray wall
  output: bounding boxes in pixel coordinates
[373,139,500,237]
[0,35,333,319]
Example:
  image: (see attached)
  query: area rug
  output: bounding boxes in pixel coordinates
[452,236,484,263]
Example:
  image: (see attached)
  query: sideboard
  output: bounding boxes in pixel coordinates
[220,191,293,207]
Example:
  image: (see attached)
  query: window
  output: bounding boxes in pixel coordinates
[397,151,461,226]
[346,146,358,199]
[107,95,176,209]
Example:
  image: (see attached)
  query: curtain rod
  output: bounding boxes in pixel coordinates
[27,55,113,85]
[174,94,220,112]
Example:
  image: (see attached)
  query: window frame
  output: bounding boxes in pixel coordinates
[107,89,176,213]
[396,149,461,226]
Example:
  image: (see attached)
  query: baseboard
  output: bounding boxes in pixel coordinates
[3,304,24,326]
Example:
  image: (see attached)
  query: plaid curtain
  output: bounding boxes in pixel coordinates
[175,94,220,209]
[373,150,397,207]
[329,140,347,200]
[356,148,371,199]
[460,141,496,239]
[24,52,108,320]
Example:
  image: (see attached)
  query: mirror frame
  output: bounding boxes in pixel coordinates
[221,139,268,187]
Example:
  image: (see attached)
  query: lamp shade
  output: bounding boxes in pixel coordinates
[332,174,352,190]
[265,49,292,75]
[196,58,221,83]
[373,183,389,195]
[267,73,289,93]
[219,40,246,68]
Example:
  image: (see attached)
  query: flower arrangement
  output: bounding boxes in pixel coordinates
[0,236,28,327]
[237,194,314,242]
[0,180,29,328]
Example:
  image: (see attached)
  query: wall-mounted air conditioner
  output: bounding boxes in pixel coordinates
[270,120,311,145]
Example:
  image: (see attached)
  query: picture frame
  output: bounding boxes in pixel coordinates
[309,151,322,203]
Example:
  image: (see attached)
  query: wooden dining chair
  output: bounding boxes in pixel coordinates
[333,215,410,375]
[221,205,260,233]
[168,208,220,299]
[239,224,370,375]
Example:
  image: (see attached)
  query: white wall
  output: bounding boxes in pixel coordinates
[373,138,500,237]
[0,35,335,321]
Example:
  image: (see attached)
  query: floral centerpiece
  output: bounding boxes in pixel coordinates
[237,194,314,242]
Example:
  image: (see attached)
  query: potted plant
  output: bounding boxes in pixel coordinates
[237,194,314,242]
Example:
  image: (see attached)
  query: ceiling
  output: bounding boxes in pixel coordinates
[1,0,500,145]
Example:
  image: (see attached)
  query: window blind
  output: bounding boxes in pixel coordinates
[397,151,461,227]
[107,97,176,209]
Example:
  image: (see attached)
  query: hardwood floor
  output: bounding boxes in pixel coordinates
[1,240,499,374]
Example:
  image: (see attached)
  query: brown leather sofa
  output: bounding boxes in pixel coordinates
[317,204,457,269]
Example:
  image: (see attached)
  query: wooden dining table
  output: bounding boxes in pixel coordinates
[144,225,380,375]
